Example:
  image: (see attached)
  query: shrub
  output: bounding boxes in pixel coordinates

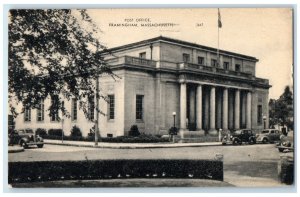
[128,125,140,137]
[48,129,64,137]
[169,127,178,135]
[101,134,169,143]
[35,128,47,137]
[70,125,82,137]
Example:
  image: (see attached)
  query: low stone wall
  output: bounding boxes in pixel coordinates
[9,159,223,184]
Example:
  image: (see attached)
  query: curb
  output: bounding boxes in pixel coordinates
[44,141,222,149]
[8,146,24,153]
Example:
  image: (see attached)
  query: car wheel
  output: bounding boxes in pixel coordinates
[233,139,239,145]
[20,141,28,149]
[249,138,255,145]
[222,142,226,145]
[37,144,44,148]
[278,148,284,152]
[262,138,269,144]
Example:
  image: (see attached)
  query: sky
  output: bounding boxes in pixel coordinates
[87,8,293,99]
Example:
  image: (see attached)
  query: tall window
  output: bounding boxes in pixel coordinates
[139,52,146,59]
[235,64,241,72]
[198,56,204,65]
[37,100,44,122]
[257,105,262,124]
[183,53,190,63]
[24,107,31,122]
[211,59,217,67]
[223,62,229,70]
[136,95,144,120]
[88,96,95,121]
[71,98,77,121]
[108,95,115,120]
[50,96,59,121]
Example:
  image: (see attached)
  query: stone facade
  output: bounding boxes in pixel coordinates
[14,36,271,137]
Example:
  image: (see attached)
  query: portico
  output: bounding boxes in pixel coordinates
[180,81,253,136]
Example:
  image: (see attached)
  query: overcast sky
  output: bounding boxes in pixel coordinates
[87,8,293,99]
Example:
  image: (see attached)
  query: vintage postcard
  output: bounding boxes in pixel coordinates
[7,7,294,189]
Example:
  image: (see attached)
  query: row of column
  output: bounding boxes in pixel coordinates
[180,83,252,133]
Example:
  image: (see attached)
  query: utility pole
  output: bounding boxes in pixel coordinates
[95,70,100,146]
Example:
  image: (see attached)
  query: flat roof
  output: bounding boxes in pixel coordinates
[106,36,259,62]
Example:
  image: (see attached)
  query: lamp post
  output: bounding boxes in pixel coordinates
[61,118,64,143]
[263,115,267,129]
[172,112,176,142]
[173,112,176,128]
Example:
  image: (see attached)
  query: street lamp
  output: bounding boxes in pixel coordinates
[172,112,176,128]
[263,115,267,129]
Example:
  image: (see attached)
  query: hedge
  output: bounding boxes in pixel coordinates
[8,159,223,184]
[43,133,169,143]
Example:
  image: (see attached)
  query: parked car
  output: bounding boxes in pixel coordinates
[277,131,294,152]
[222,129,256,145]
[9,129,44,148]
[256,129,281,143]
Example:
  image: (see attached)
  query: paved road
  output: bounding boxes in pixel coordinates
[8,143,288,187]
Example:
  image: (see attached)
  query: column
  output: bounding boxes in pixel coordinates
[241,92,247,128]
[246,91,252,129]
[209,86,217,135]
[222,88,228,131]
[234,89,240,129]
[180,83,187,130]
[189,86,195,129]
[196,85,204,131]
[216,90,222,129]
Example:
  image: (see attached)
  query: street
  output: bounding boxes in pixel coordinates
[9,143,288,187]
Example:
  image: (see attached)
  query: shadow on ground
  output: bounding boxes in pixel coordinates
[10,178,234,188]
[224,161,279,180]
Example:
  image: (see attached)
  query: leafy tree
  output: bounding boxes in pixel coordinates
[8,9,115,119]
[268,86,293,130]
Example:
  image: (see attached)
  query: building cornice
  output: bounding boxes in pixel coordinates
[109,63,271,89]
[104,36,259,62]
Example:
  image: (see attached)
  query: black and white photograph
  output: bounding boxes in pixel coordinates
[4,5,295,192]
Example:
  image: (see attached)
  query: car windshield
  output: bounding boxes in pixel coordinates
[233,130,242,134]
[261,130,269,134]
[25,129,34,134]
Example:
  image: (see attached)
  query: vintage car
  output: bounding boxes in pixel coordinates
[9,129,44,148]
[256,129,281,143]
[222,129,256,145]
[277,131,294,152]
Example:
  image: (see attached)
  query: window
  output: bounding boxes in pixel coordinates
[88,96,95,121]
[211,59,217,67]
[223,62,229,70]
[108,95,115,120]
[24,107,31,122]
[183,53,190,63]
[37,100,44,122]
[71,98,77,121]
[257,105,262,124]
[198,56,204,65]
[139,52,146,59]
[50,96,59,122]
[51,113,58,121]
[136,95,144,120]
[235,64,241,72]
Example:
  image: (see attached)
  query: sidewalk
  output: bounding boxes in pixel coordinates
[8,146,24,153]
[44,139,222,149]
